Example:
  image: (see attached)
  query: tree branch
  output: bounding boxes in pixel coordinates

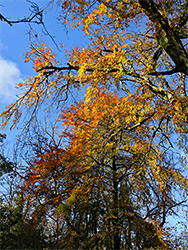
[0,13,12,26]
[148,67,178,76]
[139,0,188,75]
[153,47,163,61]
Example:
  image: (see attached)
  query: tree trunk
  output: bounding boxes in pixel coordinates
[112,156,120,250]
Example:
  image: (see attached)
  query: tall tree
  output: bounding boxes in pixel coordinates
[1,0,188,249]
[21,89,187,249]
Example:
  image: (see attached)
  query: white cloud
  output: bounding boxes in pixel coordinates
[0,56,22,100]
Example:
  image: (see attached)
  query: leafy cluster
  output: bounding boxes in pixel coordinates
[0,0,188,249]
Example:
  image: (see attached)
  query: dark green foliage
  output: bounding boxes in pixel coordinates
[0,194,47,250]
[0,134,13,176]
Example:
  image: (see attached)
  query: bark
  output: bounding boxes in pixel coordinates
[139,0,188,75]
[112,156,120,250]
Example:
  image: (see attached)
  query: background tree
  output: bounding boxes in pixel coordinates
[0,136,48,249]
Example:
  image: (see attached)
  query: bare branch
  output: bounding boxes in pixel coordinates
[148,68,178,76]
[0,13,12,26]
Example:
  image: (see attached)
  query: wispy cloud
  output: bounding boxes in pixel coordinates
[0,56,22,101]
[0,42,8,52]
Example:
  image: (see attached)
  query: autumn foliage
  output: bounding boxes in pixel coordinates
[1,0,188,249]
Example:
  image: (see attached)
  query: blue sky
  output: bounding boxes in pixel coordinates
[0,0,49,145]
[0,0,87,146]
[0,1,45,102]
[0,0,86,101]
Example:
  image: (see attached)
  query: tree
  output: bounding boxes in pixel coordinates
[22,134,68,249]
[0,192,48,249]
[0,136,48,249]
[1,0,188,249]
[19,89,187,249]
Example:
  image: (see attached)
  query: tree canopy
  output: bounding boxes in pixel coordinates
[1,0,188,249]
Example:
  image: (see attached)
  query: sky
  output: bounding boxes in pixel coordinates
[0,0,87,99]
[0,0,48,148]
[0,0,87,148]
